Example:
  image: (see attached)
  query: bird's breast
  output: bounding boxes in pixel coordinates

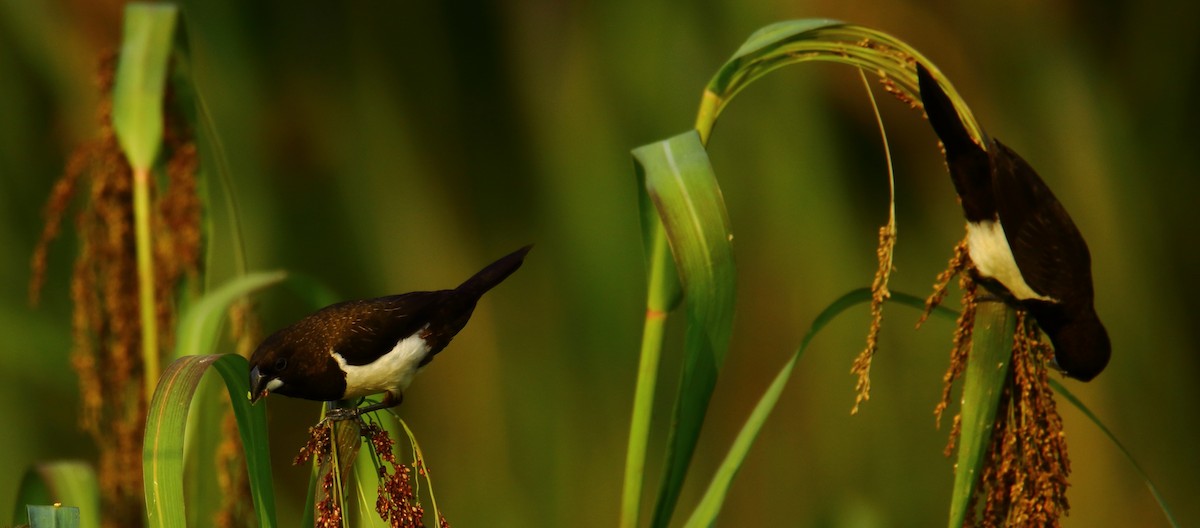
[332,330,432,399]
[966,219,1056,303]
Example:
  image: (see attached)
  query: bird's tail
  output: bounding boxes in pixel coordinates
[917,63,978,157]
[456,245,532,298]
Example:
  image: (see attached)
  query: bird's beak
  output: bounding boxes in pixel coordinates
[249,366,270,405]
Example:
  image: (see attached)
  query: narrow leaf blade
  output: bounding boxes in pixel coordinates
[1050,380,1181,528]
[684,288,872,527]
[948,302,1015,528]
[173,270,287,360]
[26,505,80,528]
[633,130,736,527]
[111,3,178,170]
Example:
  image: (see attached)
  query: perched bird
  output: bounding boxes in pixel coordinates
[249,245,531,417]
[917,64,1109,381]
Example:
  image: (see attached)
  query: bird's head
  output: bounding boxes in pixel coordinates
[247,328,344,405]
[1049,313,1111,382]
[248,331,297,405]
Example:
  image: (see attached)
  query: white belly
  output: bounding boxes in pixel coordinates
[333,330,432,399]
[966,220,1055,302]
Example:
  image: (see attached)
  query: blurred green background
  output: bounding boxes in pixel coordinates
[2,0,1197,526]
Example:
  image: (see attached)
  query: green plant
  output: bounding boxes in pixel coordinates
[622,18,1178,528]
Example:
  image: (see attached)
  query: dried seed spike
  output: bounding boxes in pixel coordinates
[964,309,1070,526]
[934,274,976,428]
[850,224,896,414]
[919,236,970,329]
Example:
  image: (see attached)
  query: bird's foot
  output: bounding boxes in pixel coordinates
[321,406,363,424]
[354,391,403,417]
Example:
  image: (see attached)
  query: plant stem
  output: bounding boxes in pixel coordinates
[948,300,1015,528]
[133,166,159,403]
[620,224,674,528]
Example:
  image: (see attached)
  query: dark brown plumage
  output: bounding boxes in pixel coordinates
[918,64,1109,381]
[248,245,531,415]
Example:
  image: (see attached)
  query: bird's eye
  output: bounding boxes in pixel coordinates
[274,357,288,371]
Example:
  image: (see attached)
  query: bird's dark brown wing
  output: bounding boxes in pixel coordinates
[323,291,446,366]
[990,140,1094,302]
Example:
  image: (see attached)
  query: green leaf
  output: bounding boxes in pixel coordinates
[948,302,1015,528]
[173,270,288,360]
[111,3,178,170]
[695,19,983,146]
[282,272,343,310]
[1050,380,1181,528]
[171,271,285,525]
[633,130,736,528]
[620,156,685,528]
[681,289,959,526]
[143,354,276,528]
[13,462,98,528]
[732,18,845,57]
[624,19,1006,528]
[683,288,869,527]
[25,505,79,528]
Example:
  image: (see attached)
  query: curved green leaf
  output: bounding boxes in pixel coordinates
[633,130,736,528]
[173,270,288,360]
[143,354,276,528]
[696,20,982,147]
[682,289,959,527]
[683,288,869,527]
[620,147,687,528]
[1050,380,1180,528]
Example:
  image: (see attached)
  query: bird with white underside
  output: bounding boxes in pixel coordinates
[248,245,532,419]
[918,64,1109,381]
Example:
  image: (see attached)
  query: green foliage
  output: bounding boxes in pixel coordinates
[143,354,276,528]
[683,290,958,527]
[1050,381,1181,528]
[2,4,1193,527]
[624,18,1139,528]
[25,505,80,528]
[632,131,736,527]
[948,303,1015,527]
[172,271,288,360]
[13,463,98,528]
[112,1,182,405]
[111,3,177,171]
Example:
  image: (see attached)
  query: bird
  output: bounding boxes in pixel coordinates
[248,245,531,418]
[917,63,1109,381]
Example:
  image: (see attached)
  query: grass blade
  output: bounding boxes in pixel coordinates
[13,462,99,528]
[143,354,276,528]
[681,288,959,526]
[111,3,177,171]
[172,269,283,526]
[633,130,736,527]
[620,176,685,528]
[683,289,869,527]
[172,270,288,360]
[1050,380,1181,527]
[111,2,181,405]
[25,505,80,528]
[694,19,983,147]
[948,302,1015,527]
